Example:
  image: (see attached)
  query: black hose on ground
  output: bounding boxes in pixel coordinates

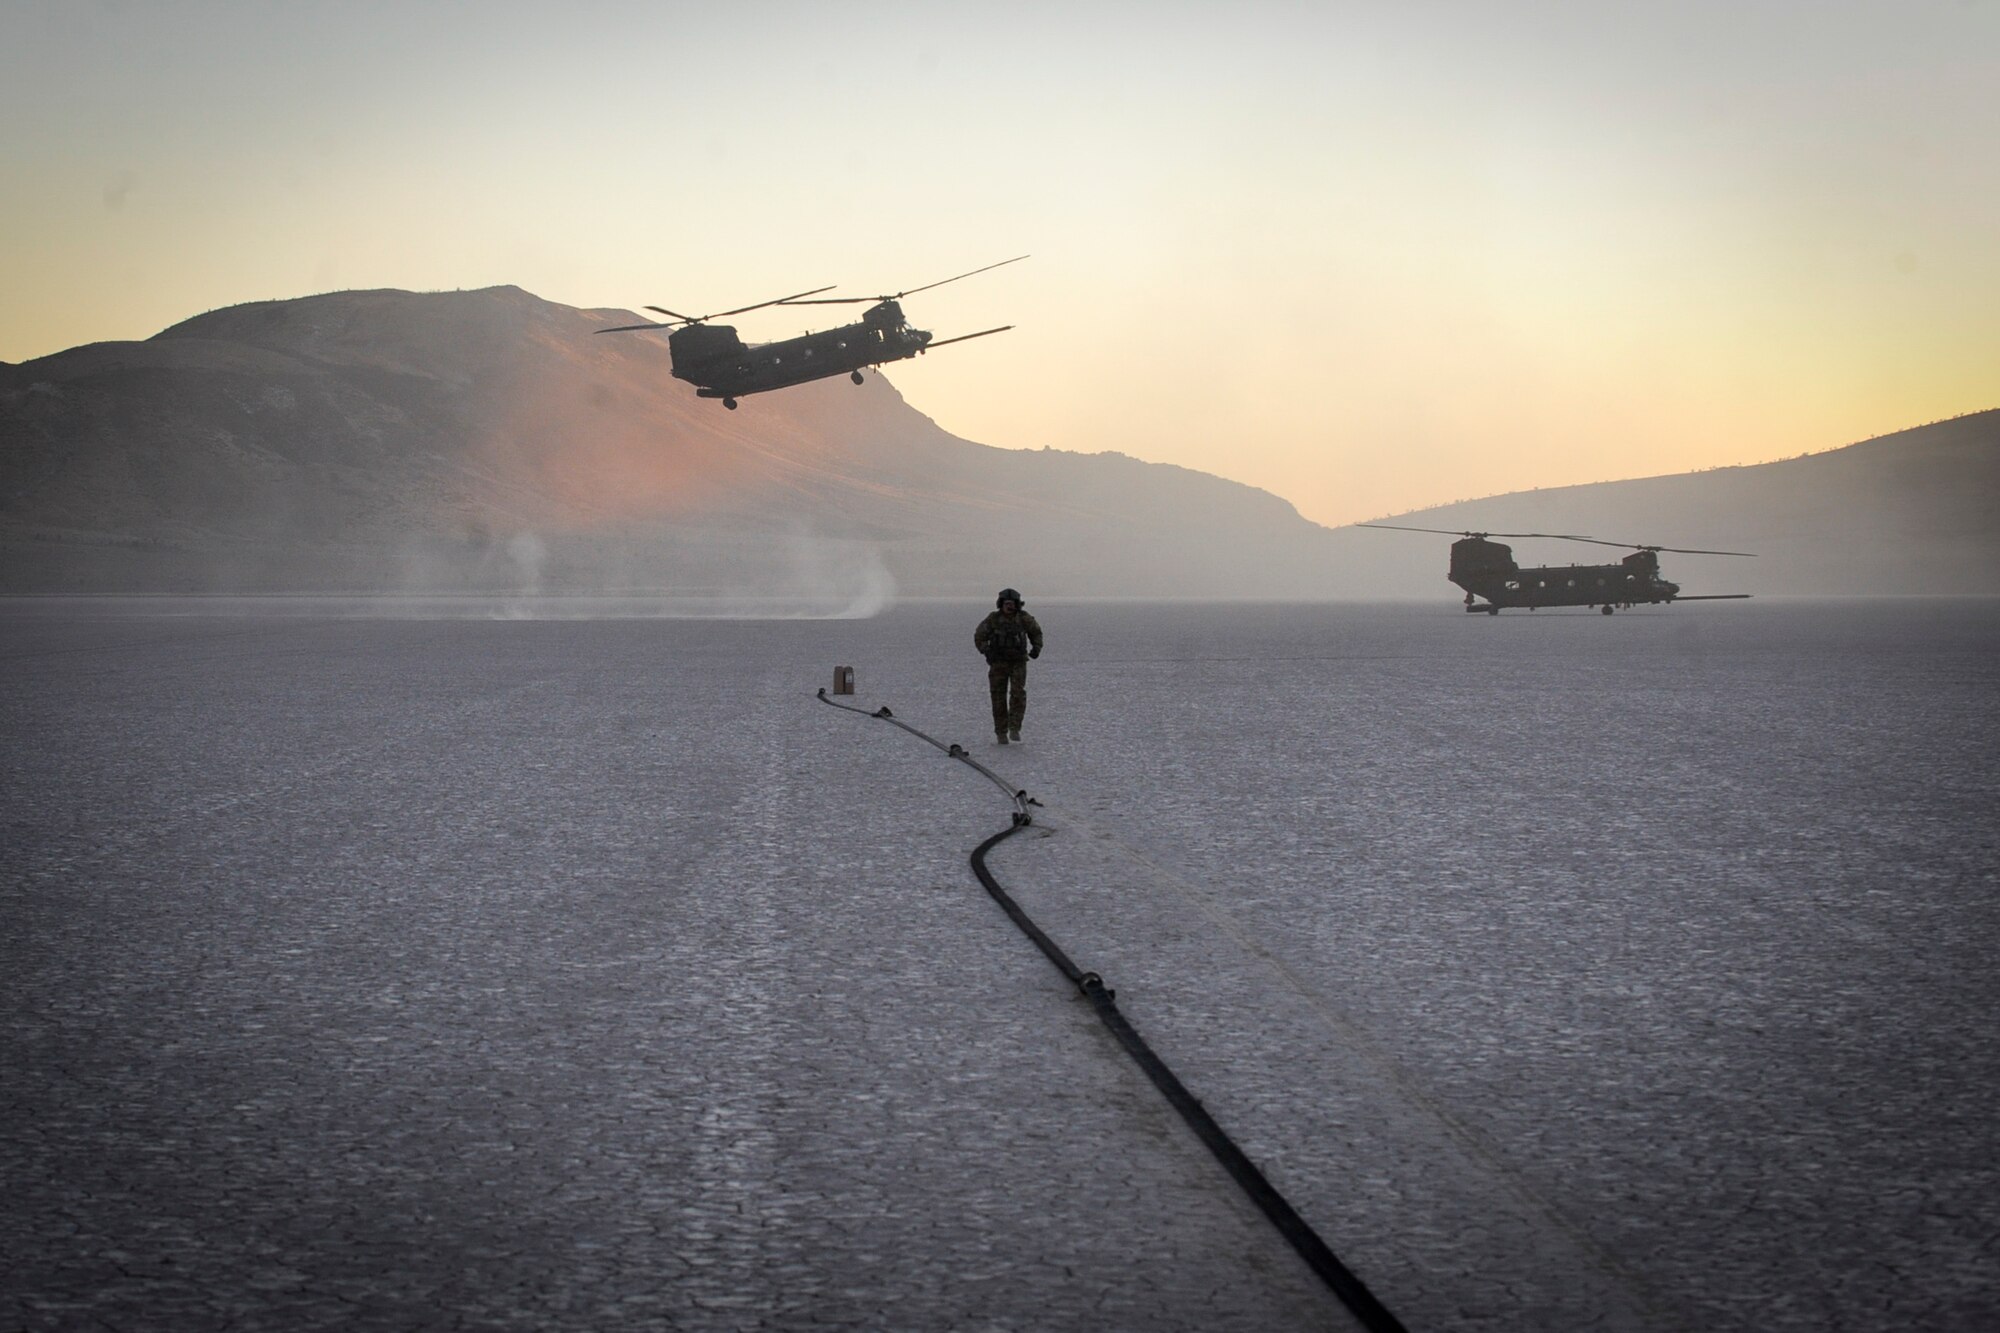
[815,690,1409,1333]
[818,691,1030,818]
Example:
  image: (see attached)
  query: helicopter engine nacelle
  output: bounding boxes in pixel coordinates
[862,299,905,329]
[667,323,748,380]
[1620,548,1679,597]
[1448,536,1518,581]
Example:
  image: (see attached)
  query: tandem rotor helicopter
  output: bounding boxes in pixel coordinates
[596,255,1026,408]
[1361,525,1755,615]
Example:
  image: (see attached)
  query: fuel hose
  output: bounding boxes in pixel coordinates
[815,689,1407,1333]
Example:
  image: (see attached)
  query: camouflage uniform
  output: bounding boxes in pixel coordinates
[974,598,1044,741]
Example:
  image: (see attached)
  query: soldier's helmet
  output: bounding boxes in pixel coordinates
[996,587,1023,609]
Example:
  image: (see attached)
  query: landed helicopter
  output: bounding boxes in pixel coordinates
[596,255,1025,408]
[1360,525,1754,614]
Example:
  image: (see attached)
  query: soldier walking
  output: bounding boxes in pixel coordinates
[974,587,1044,745]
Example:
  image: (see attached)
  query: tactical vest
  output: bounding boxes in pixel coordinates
[988,619,1029,662]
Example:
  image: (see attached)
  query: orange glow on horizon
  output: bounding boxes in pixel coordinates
[3,3,1993,528]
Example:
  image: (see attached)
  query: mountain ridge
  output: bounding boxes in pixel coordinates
[2,284,1994,601]
[1335,408,1999,597]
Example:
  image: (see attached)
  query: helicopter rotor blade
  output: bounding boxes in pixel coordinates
[1359,524,1606,542]
[777,256,1031,307]
[596,320,676,334]
[705,286,837,320]
[1356,524,1489,537]
[923,325,1014,350]
[898,254,1030,299]
[1640,545,1758,557]
[1482,531,1632,546]
[1358,523,1754,556]
[636,287,838,326]
[1483,532,1757,556]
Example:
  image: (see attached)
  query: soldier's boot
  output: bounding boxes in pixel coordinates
[996,731,1009,745]
[1008,728,1021,742]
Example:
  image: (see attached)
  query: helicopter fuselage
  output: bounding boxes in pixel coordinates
[600,257,1023,407]
[1449,536,1682,614]
[669,299,931,403]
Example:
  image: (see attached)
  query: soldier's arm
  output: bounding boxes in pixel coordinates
[973,614,992,653]
[1025,613,1044,651]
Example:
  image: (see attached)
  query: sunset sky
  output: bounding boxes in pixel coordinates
[4,0,1995,525]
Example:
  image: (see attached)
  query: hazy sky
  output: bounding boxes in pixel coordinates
[5,0,1995,524]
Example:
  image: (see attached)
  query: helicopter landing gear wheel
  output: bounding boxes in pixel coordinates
[723,397,738,410]
[851,370,864,385]
[1601,604,1614,615]
[1487,606,1499,616]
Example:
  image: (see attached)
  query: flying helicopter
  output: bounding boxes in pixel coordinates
[596,255,1025,408]
[1360,525,1754,614]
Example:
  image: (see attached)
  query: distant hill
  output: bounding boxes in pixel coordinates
[0,286,1334,604]
[1,284,1993,603]
[1321,410,2000,598]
